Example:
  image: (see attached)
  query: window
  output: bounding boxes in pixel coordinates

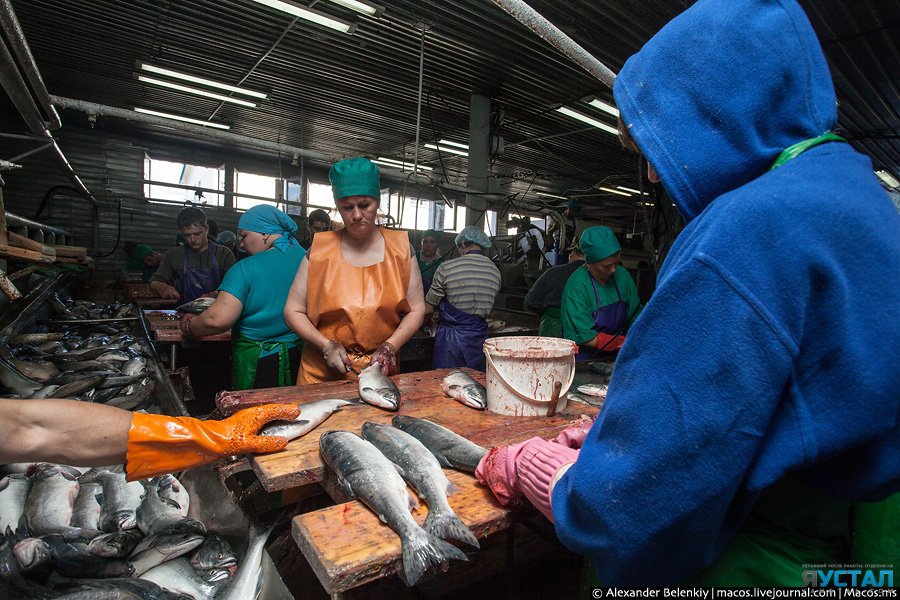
[233,169,279,210]
[143,155,224,205]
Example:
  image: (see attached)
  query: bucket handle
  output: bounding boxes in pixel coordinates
[484,349,576,405]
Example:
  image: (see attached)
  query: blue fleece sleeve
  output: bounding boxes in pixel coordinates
[552,256,795,586]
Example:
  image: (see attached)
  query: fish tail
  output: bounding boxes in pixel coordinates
[422,510,480,549]
[400,527,468,586]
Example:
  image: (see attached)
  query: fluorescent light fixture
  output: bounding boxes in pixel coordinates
[599,186,632,196]
[555,106,617,135]
[328,0,383,16]
[138,75,258,107]
[536,191,568,200]
[588,98,619,117]
[616,185,641,194]
[138,63,267,99]
[424,143,468,157]
[247,0,356,34]
[875,170,899,188]
[373,158,432,171]
[134,107,231,129]
[436,139,468,150]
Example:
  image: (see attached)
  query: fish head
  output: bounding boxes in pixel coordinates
[190,534,237,571]
[360,386,399,410]
[151,530,205,558]
[113,510,137,531]
[460,384,487,410]
[12,538,50,571]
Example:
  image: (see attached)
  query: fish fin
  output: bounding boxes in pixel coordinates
[406,489,419,511]
[422,511,480,549]
[399,527,468,586]
[294,419,311,427]
[445,479,460,496]
[337,475,355,500]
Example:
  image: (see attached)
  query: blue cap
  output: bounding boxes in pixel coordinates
[454,225,491,249]
[330,157,381,201]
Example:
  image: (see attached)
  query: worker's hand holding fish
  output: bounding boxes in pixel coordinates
[125,403,301,481]
[322,340,353,374]
[370,342,398,376]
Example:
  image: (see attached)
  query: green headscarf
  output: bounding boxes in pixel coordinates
[580,226,620,263]
[329,157,381,201]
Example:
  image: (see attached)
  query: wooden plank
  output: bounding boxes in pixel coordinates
[48,244,88,258]
[55,255,94,267]
[143,309,231,343]
[8,232,55,257]
[292,468,524,594]
[233,369,598,493]
[0,244,55,264]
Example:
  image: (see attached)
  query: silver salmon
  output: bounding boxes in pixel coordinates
[358,361,400,410]
[216,523,272,600]
[176,297,215,314]
[362,422,479,549]
[0,474,31,537]
[441,370,487,410]
[260,398,353,441]
[392,416,488,473]
[319,431,467,585]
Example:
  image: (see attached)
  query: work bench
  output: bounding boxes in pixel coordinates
[216,368,601,596]
[142,309,231,368]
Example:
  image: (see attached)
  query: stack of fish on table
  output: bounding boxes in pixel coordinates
[0,462,270,599]
[320,415,489,586]
[0,294,159,412]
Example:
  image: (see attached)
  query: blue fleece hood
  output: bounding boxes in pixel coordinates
[614,0,837,223]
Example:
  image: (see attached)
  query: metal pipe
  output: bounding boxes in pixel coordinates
[5,211,72,239]
[52,96,332,163]
[7,141,53,163]
[0,0,61,130]
[0,36,47,133]
[490,0,617,89]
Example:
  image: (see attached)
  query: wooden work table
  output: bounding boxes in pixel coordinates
[143,309,231,368]
[216,368,600,595]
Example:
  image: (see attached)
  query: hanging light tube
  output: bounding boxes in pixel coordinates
[875,170,899,188]
[599,186,631,196]
[137,75,258,107]
[535,191,568,200]
[138,63,267,99]
[328,0,384,17]
[555,106,617,135]
[588,98,619,117]
[424,143,468,156]
[133,108,231,129]
[436,139,468,150]
[373,157,432,171]
[246,0,356,34]
[616,185,641,194]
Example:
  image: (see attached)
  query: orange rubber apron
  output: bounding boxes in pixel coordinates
[298,228,412,384]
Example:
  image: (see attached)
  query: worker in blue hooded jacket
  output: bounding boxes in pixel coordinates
[476,0,900,587]
[180,204,306,390]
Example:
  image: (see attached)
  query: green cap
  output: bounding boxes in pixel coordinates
[329,157,381,201]
[566,198,582,213]
[422,229,440,240]
[580,226,620,263]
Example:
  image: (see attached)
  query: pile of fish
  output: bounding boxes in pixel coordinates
[0,462,270,599]
[320,415,488,586]
[46,293,138,321]
[0,328,157,411]
[176,298,216,315]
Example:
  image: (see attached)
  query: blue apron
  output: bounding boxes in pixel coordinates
[574,276,627,361]
[177,246,222,303]
[433,298,489,371]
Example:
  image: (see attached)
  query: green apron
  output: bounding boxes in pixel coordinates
[852,494,900,564]
[539,306,563,338]
[232,334,302,391]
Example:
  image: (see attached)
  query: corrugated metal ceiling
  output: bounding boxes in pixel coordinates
[4,0,900,217]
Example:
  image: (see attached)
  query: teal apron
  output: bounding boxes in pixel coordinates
[232,334,302,391]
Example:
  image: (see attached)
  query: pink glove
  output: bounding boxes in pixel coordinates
[476,437,578,521]
[552,417,595,449]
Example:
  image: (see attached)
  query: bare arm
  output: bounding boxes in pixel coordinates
[385,256,426,351]
[284,256,331,352]
[188,292,242,337]
[0,399,131,466]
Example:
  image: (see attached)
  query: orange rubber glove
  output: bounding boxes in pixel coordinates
[125,403,301,481]
[591,332,625,352]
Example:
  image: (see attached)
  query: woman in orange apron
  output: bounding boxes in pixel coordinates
[284,157,426,384]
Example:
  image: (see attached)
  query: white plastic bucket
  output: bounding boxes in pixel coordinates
[483,336,577,416]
